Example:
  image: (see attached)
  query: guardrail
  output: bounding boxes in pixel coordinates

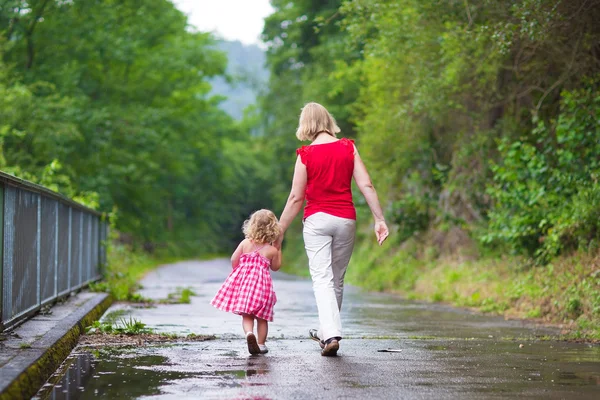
[0,171,107,331]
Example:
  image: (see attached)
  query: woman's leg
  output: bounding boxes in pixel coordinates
[242,314,255,334]
[331,218,356,310]
[303,213,341,342]
[256,318,268,344]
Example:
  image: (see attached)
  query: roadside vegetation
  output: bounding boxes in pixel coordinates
[89,242,202,304]
[159,288,197,305]
[89,245,164,302]
[83,317,214,345]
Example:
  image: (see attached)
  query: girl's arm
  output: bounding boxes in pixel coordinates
[278,156,307,243]
[270,247,282,272]
[352,146,389,245]
[231,240,245,268]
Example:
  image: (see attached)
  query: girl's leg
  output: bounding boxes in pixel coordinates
[256,318,268,344]
[243,314,261,355]
[242,314,255,334]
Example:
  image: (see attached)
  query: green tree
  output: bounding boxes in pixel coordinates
[1,0,274,253]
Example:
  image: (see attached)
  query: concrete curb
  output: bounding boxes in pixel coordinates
[0,293,112,400]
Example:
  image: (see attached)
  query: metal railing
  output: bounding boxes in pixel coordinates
[0,171,107,331]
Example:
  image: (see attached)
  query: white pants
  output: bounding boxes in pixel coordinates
[303,212,356,341]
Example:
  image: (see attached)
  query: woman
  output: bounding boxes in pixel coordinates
[277,102,389,356]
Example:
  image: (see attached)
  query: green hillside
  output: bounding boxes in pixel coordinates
[211,40,268,120]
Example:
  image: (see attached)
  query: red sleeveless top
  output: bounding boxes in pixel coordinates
[296,138,356,220]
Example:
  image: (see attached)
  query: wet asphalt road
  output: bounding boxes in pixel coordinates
[38,259,600,399]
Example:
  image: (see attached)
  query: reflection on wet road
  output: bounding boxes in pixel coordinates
[35,259,600,399]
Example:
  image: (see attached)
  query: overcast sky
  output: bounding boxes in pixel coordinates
[171,0,274,46]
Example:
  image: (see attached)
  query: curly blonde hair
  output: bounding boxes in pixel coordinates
[242,209,281,244]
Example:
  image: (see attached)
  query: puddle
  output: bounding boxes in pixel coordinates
[219,350,240,357]
[215,369,247,378]
[35,345,273,399]
[425,344,448,351]
[35,350,193,400]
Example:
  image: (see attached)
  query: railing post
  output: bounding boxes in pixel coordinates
[36,194,41,308]
[79,211,83,288]
[0,183,4,331]
[67,207,72,290]
[87,215,91,282]
[2,187,14,328]
[54,201,58,299]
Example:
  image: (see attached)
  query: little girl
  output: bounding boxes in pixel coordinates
[211,209,282,355]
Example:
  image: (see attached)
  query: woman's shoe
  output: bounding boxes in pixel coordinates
[321,338,339,357]
[246,332,260,355]
[309,329,325,349]
[259,344,268,354]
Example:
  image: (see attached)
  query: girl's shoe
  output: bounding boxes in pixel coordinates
[321,338,339,357]
[258,344,268,354]
[246,332,260,355]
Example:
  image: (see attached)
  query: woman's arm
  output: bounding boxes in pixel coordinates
[353,147,389,245]
[278,156,307,237]
[230,240,245,268]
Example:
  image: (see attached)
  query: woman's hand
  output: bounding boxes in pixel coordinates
[374,220,389,245]
[274,233,284,250]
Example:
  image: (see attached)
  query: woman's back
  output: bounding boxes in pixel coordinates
[297,138,355,220]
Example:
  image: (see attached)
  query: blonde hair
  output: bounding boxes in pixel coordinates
[242,209,281,244]
[296,102,341,141]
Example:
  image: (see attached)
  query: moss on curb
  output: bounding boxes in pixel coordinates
[0,295,113,400]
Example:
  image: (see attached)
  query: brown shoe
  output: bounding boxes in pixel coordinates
[309,329,325,349]
[321,339,339,356]
[246,332,260,355]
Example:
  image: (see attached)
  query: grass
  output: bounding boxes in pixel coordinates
[88,244,170,301]
[19,343,32,349]
[89,244,220,302]
[83,316,214,343]
[103,309,128,324]
[409,254,600,340]
[86,317,154,335]
[158,287,198,304]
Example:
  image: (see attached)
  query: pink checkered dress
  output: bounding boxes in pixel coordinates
[210,249,277,321]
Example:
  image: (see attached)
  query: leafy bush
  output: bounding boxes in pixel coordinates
[484,83,600,262]
[390,192,433,241]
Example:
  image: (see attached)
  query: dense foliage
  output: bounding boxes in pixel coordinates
[0,0,273,253]
[261,0,600,262]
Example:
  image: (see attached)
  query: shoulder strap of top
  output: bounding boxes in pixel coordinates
[253,244,268,253]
